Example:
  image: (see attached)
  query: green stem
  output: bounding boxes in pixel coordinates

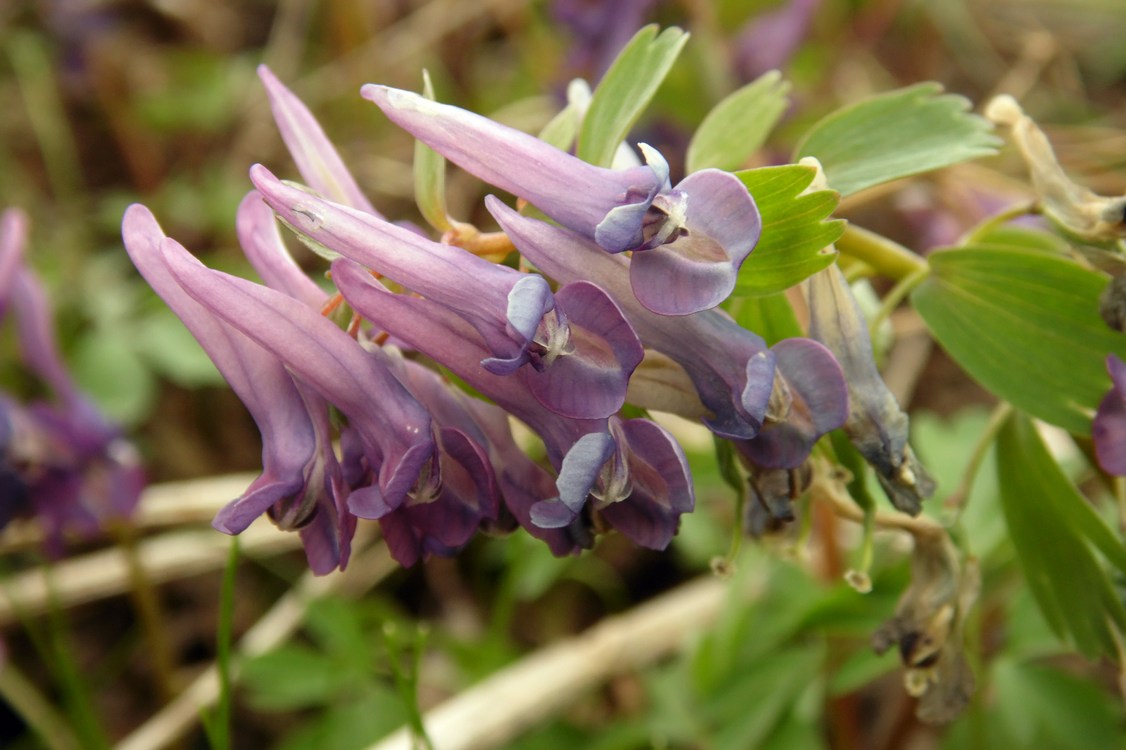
[945,402,1015,526]
[383,622,434,750]
[207,536,240,750]
[43,567,110,750]
[963,201,1038,245]
[0,660,82,750]
[113,522,178,703]
[837,224,927,281]
[712,437,746,576]
[6,31,83,205]
[868,266,931,340]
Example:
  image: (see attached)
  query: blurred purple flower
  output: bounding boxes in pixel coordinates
[734,0,820,81]
[487,196,847,460]
[332,258,694,550]
[1094,354,1126,475]
[1,208,143,554]
[362,85,761,315]
[251,164,643,420]
[552,0,657,83]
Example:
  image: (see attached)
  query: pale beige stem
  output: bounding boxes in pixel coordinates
[0,521,300,624]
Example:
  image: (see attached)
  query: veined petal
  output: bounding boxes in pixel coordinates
[737,338,848,469]
[521,281,643,419]
[237,190,328,308]
[122,205,335,546]
[149,222,434,519]
[629,169,761,315]
[258,64,380,216]
[381,426,498,566]
[488,197,771,438]
[252,164,552,370]
[598,418,694,550]
[361,84,663,240]
[530,431,615,528]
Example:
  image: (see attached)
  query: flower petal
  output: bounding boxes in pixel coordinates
[737,338,848,469]
[237,190,328,308]
[521,281,643,419]
[123,205,325,533]
[531,431,616,528]
[258,64,380,215]
[155,227,433,518]
[629,169,761,315]
[488,197,771,438]
[598,418,694,549]
[361,84,662,240]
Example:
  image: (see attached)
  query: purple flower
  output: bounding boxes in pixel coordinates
[123,204,353,574]
[806,265,934,514]
[332,258,694,550]
[733,0,821,81]
[487,196,847,455]
[251,164,644,420]
[551,0,657,83]
[361,84,761,315]
[161,235,436,523]
[1094,354,1126,475]
[376,360,503,566]
[734,337,848,469]
[2,208,143,554]
[258,64,382,217]
[237,190,329,309]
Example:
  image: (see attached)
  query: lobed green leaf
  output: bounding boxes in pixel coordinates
[686,71,791,173]
[732,164,843,296]
[577,25,689,167]
[728,292,804,346]
[794,82,1000,196]
[912,245,1126,434]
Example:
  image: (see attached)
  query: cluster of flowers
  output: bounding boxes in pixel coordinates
[0,209,143,554]
[122,66,929,572]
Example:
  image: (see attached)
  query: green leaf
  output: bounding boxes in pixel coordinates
[733,164,843,295]
[995,412,1126,658]
[240,645,357,710]
[728,292,803,346]
[970,224,1070,255]
[577,25,689,167]
[992,659,1125,750]
[414,70,452,232]
[133,307,223,388]
[538,80,589,152]
[686,71,791,173]
[276,686,407,750]
[71,327,156,425]
[912,245,1126,434]
[794,83,1000,196]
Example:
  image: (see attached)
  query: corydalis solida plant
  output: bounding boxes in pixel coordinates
[118,35,973,602]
